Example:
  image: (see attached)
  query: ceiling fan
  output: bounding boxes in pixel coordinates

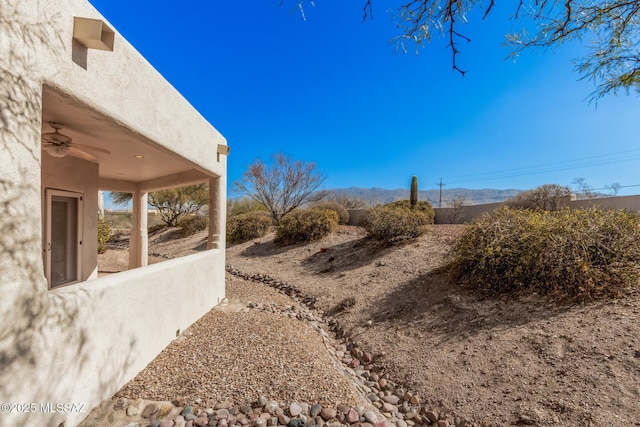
[41,122,111,161]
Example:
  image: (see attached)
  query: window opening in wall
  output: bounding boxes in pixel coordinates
[45,189,83,288]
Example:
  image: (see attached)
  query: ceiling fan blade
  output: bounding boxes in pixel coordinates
[42,132,72,144]
[72,143,111,154]
[68,146,97,161]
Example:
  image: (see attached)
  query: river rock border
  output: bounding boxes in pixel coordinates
[223,265,472,427]
[79,266,474,427]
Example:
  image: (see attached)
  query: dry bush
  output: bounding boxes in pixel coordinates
[275,208,338,246]
[227,197,269,218]
[449,207,640,301]
[178,215,208,237]
[97,219,112,254]
[227,211,273,244]
[505,184,572,211]
[148,223,167,233]
[359,205,431,243]
[385,199,435,223]
[313,201,350,224]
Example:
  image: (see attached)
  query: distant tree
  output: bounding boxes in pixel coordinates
[297,0,640,98]
[606,182,623,196]
[233,153,327,223]
[227,197,269,218]
[445,196,466,224]
[325,191,368,209]
[505,184,572,212]
[572,178,606,200]
[110,184,209,227]
[110,191,132,206]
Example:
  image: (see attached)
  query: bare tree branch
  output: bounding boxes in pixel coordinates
[233,153,327,223]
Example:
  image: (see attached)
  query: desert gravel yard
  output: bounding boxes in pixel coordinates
[114,274,369,408]
[225,225,640,427]
[96,225,640,427]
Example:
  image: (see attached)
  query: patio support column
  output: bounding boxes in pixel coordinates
[129,190,148,268]
[208,176,220,249]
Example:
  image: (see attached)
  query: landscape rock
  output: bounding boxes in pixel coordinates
[310,404,322,418]
[347,409,360,423]
[380,396,399,406]
[126,400,144,417]
[290,403,303,417]
[320,408,337,421]
[364,411,377,424]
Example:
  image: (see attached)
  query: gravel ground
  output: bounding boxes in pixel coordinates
[113,274,371,409]
[98,225,640,427]
[227,225,640,427]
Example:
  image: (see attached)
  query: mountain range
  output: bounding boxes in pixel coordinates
[328,187,523,207]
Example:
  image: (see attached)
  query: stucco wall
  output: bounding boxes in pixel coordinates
[434,202,504,224]
[350,196,640,226]
[568,195,640,211]
[37,0,226,179]
[0,251,225,427]
[0,1,227,426]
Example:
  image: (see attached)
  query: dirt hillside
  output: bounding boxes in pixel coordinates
[100,225,640,426]
[226,225,640,427]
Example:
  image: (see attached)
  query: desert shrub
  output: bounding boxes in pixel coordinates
[177,215,208,237]
[227,211,273,243]
[97,219,112,254]
[449,207,640,301]
[385,199,435,224]
[313,201,350,224]
[325,191,368,209]
[359,205,431,243]
[148,223,167,233]
[275,208,339,246]
[505,184,572,212]
[227,197,269,218]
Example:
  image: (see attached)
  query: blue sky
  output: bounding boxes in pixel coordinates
[90,0,640,203]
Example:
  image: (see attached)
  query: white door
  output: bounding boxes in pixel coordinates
[45,189,83,288]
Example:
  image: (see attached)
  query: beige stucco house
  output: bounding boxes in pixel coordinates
[0,0,228,426]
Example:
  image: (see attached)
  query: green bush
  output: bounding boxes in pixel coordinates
[359,205,431,243]
[97,219,112,254]
[313,201,350,224]
[449,207,640,301]
[275,208,339,246]
[227,211,273,244]
[177,215,208,237]
[385,199,435,224]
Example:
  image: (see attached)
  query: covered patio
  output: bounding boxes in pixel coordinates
[1,1,228,426]
[41,85,224,282]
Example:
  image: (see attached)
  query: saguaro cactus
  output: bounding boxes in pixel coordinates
[410,175,418,209]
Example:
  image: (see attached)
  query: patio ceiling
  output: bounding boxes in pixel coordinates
[41,86,208,187]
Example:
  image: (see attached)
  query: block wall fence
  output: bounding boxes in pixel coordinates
[347,195,640,225]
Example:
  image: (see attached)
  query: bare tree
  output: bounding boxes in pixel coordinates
[572,178,606,200]
[445,196,466,224]
[325,190,368,209]
[233,153,327,223]
[606,182,622,196]
[297,0,640,99]
[505,184,572,211]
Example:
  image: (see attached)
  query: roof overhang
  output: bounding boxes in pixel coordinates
[41,85,212,191]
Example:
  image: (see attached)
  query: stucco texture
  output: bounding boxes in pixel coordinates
[0,0,227,426]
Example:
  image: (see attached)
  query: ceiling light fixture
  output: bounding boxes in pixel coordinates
[45,144,70,158]
[134,155,144,159]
